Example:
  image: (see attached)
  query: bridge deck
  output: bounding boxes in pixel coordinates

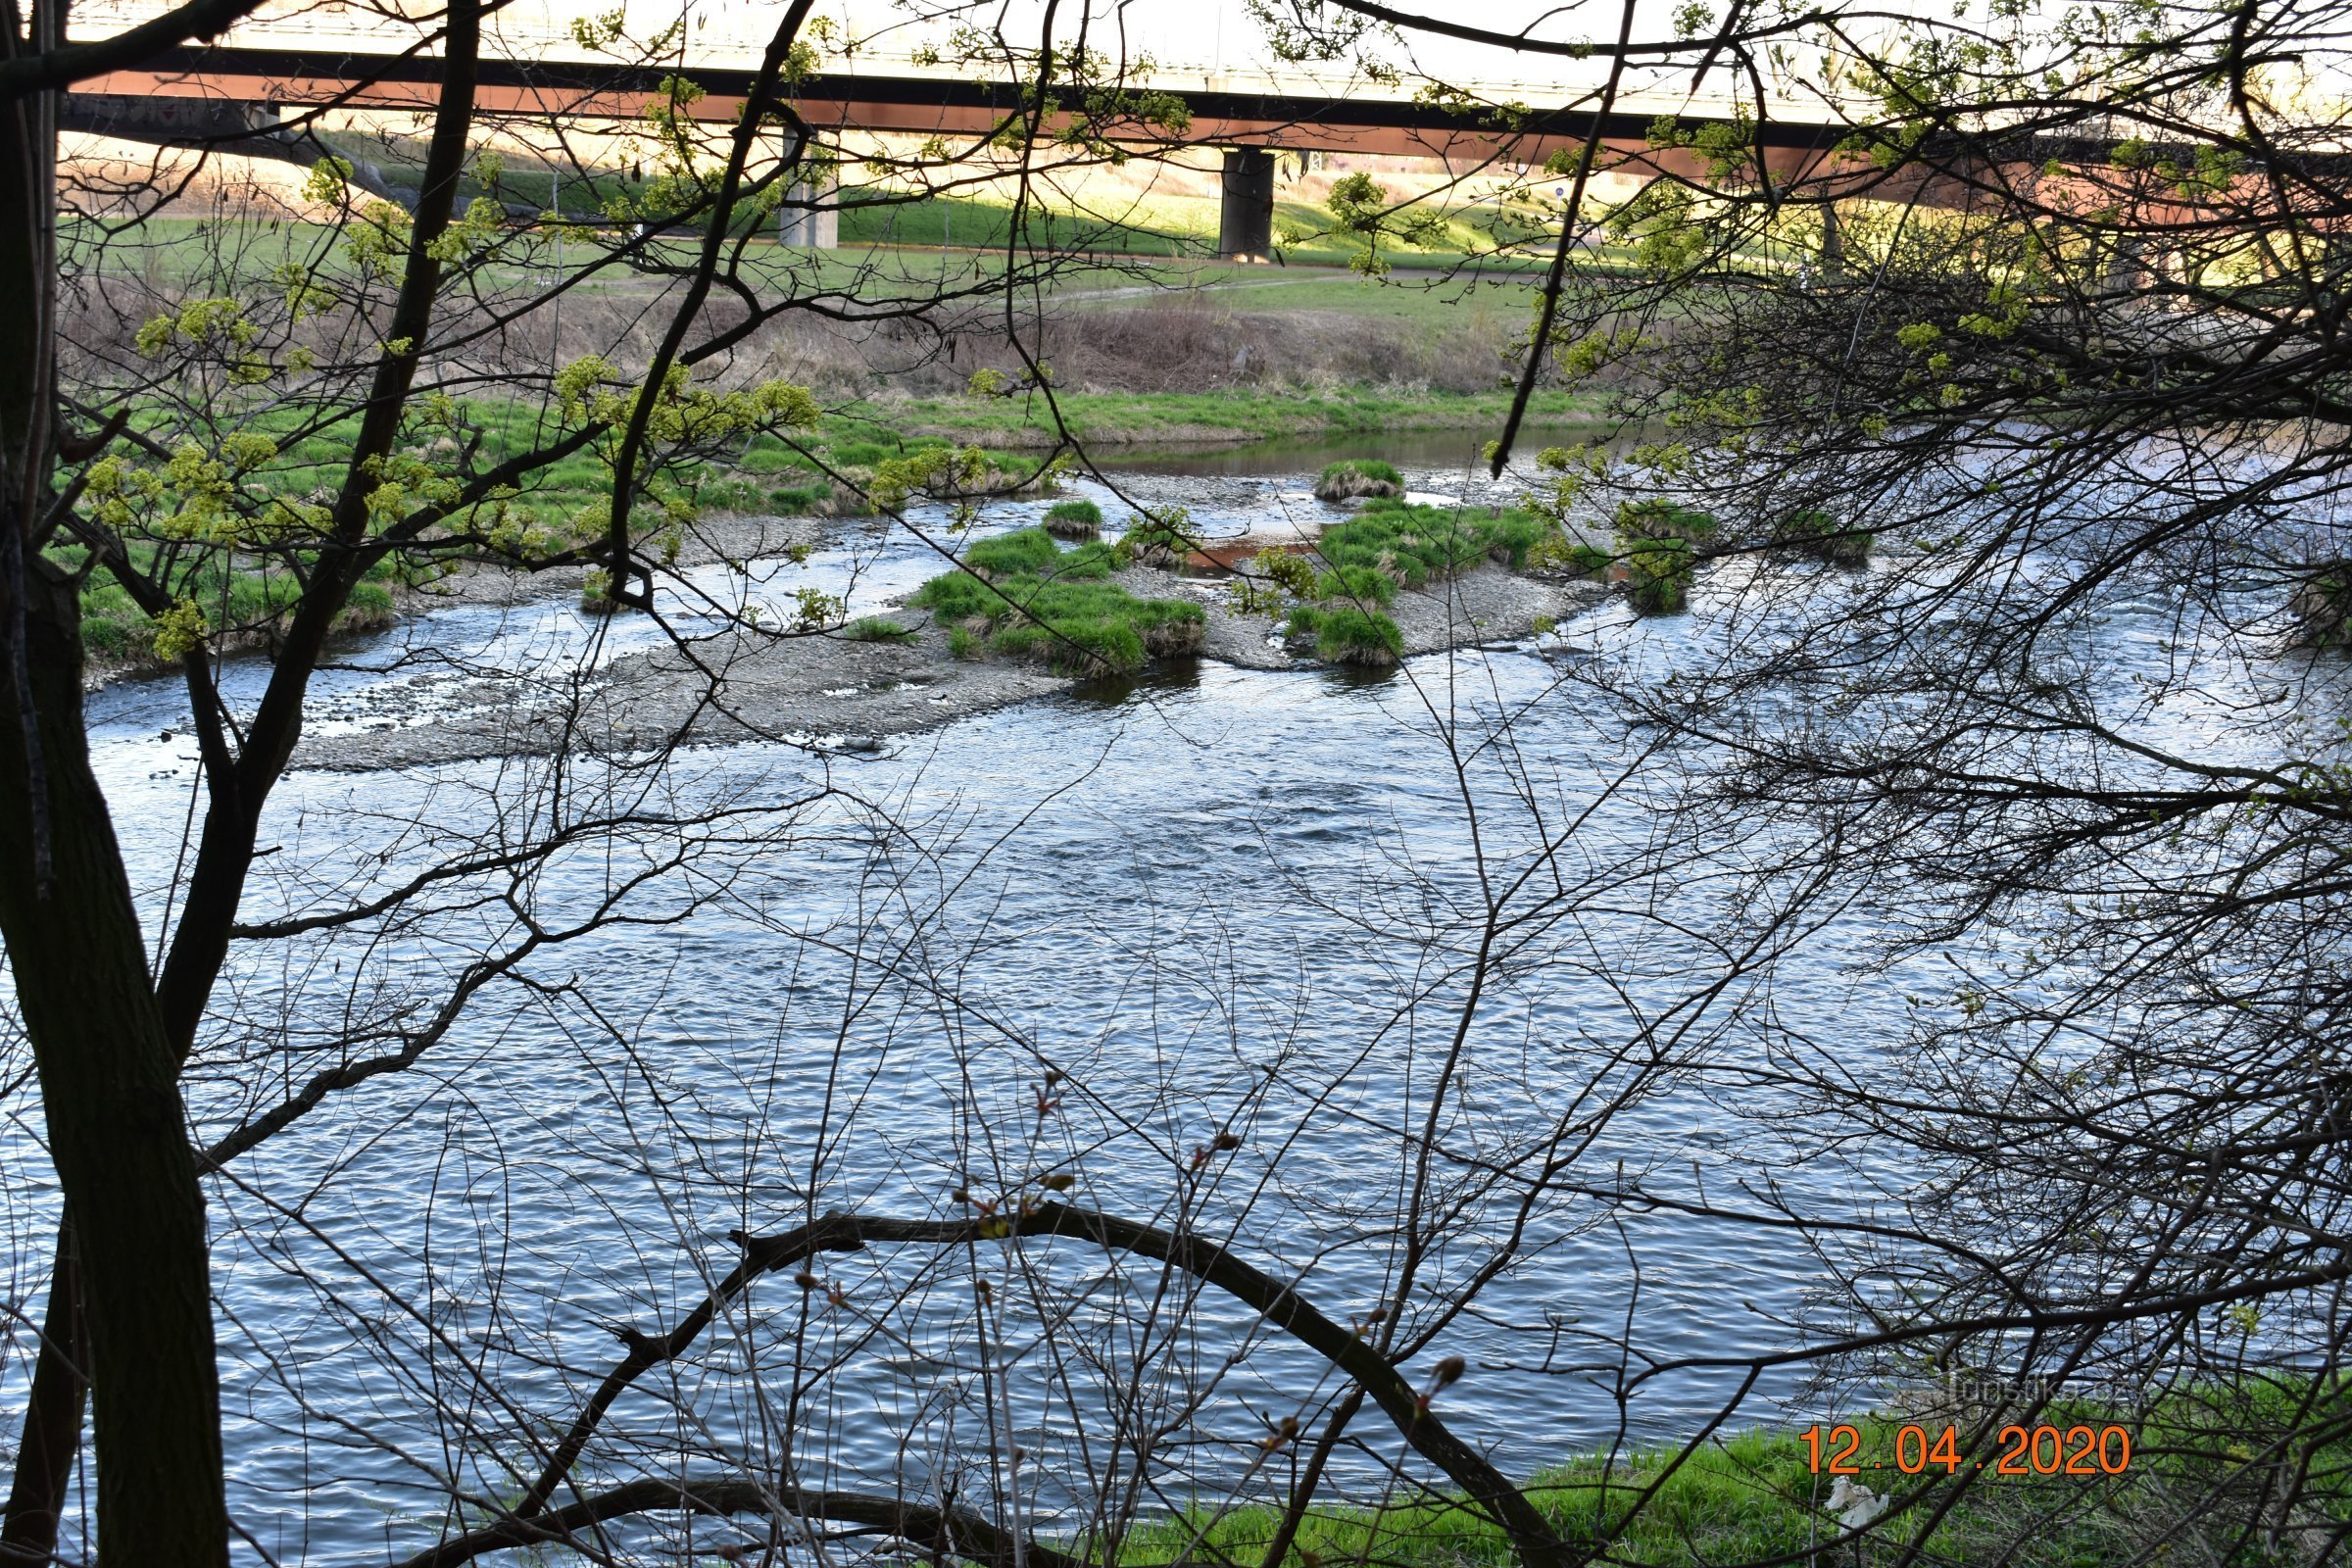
[68,42,1852,177]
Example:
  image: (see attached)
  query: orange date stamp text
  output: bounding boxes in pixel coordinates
[1803,1423,2132,1477]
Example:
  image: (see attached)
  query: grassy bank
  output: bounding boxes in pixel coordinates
[868,388,1600,448]
[836,189,1566,273]
[72,215,1553,312]
[74,542,403,671]
[66,386,1594,669]
[1116,1413,2352,1568]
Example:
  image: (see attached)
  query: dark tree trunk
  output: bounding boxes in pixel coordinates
[0,26,231,1564]
[0,1219,85,1564]
[0,559,230,1566]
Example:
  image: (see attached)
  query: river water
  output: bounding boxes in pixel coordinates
[7,436,2309,1564]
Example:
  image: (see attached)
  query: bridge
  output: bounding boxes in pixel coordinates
[60,26,2292,266]
[62,39,1865,259]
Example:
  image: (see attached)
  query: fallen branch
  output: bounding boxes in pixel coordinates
[514,1203,1574,1568]
[393,1480,1091,1568]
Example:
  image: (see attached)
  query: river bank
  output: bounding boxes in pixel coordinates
[1115,1401,2350,1568]
[76,513,841,689]
[75,392,1612,682]
[878,387,1604,449]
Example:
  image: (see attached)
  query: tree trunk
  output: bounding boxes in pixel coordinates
[0,559,230,1566]
[0,40,231,1564]
[0,1218,85,1565]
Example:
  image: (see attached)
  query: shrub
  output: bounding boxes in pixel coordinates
[1772,508,1874,566]
[1524,528,1613,579]
[1569,543,1614,577]
[1615,498,1719,543]
[1042,499,1103,539]
[1625,537,1693,614]
[1251,549,1321,599]
[843,615,918,644]
[1227,579,1284,614]
[1116,508,1194,568]
[1612,500,1710,613]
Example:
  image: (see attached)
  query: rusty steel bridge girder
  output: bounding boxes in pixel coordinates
[60,42,2344,248]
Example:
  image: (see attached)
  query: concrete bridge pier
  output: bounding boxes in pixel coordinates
[1218,147,1276,262]
[778,172,837,248]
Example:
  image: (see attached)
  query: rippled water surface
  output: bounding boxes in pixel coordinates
[9,440,2302,1563]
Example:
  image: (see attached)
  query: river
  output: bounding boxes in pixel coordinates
[8,433,2287,1564]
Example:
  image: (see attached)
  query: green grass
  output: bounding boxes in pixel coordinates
[72,203,1556,313]
[1316,498,1556,589]
[60,394,1068,662]
[59,385,1585,667]
[832,184,1568,275]
[1112,1407,2352,1568]
[908,526,1203,676]
[1286,604,1403,666]
[839,192,1198,259]
[958,527,1078,578]
[1044,498,1104,538]
[1118,1432,1830,1568]
[822,439,906,468]
[841,615,918,644]
[1313,564,1396,608]
[1315,459,1405,501]
[1322,459,1403,488]
[871,389,1600,450]
[74,539,400,664]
